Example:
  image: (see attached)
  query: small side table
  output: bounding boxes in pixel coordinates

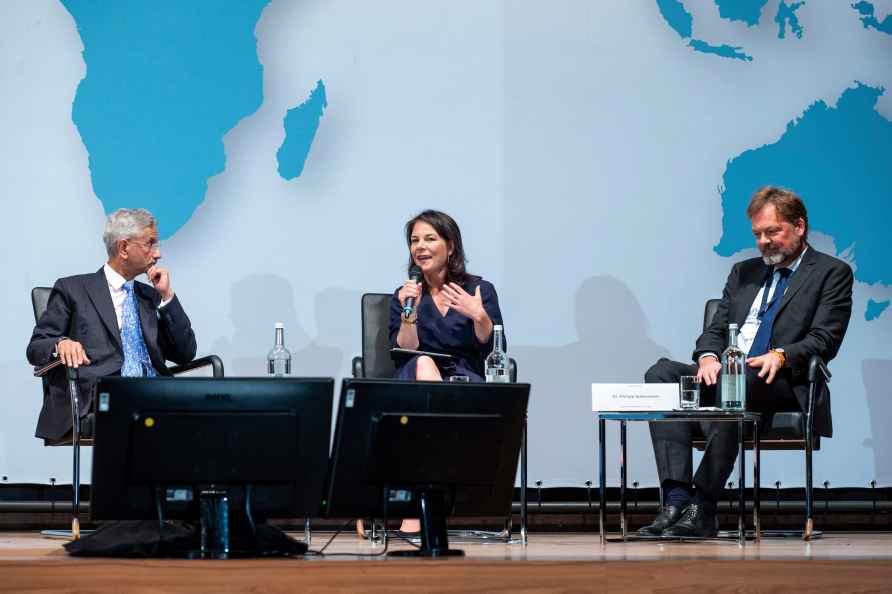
[597,410,761,546]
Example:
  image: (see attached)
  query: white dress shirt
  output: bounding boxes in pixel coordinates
[103,264,129,329]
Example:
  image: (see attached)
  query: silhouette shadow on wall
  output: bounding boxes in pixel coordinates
[862,359,892,484]
[305,286,364,376]
[511,275,671,486]
[211,275,359,378]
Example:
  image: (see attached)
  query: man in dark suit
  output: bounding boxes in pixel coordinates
[639,187,853,537]
[26,208,197,442]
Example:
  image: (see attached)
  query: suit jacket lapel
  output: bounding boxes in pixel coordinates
[777,247,816,316]
[136,284,159,357]
[735,265,770,325]
[85,268,122,350]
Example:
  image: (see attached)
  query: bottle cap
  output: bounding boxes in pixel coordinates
[494,324,503,330]
[275,322,284,329]
[729,323,738,329]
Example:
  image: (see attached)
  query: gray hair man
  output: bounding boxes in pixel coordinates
[26,208,197,441]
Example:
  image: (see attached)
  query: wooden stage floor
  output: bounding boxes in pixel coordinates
[1,531,891,593]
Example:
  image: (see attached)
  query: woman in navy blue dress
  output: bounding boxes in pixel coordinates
[390,210,504,382]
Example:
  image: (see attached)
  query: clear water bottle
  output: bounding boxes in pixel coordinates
[720,323,746,411]
[485,325,509,383]
[267,322,292,377]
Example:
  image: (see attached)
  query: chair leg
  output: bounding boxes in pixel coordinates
[520,415,528,545]
[803,381,816,541]
[753,419,761,542]
[72,439,81,540]
[67,368,82,541]
[804,436,814,540]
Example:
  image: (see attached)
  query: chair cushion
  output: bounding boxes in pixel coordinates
[762,412,806,440]
[692,411,820,450]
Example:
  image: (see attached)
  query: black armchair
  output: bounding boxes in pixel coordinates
[30,286,225,539]
[351,293,396,379]
[698,298,829,539]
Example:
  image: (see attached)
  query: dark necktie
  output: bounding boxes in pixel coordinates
[748,268,793,357]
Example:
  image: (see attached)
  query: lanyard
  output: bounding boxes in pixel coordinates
[757,268,790,320]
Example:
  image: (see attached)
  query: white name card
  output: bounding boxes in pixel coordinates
[591,383,678,412]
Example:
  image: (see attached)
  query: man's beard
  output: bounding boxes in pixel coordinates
[761,238,802,266]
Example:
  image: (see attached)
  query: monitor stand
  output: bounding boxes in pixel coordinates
[164,487,308,559]
[388,489,464,557]
[197,489,230,559]
[63,489,307,559]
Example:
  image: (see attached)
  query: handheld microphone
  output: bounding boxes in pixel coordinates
[402,265,422,317]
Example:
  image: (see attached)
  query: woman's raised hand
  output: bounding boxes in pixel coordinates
[442,283,485,321]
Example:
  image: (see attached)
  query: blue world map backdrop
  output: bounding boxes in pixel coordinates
[718,82,892,319]
[62,0,327,238]
[1,0,890,486]
[657,1,891,323]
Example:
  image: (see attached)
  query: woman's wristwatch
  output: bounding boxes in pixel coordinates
[401,312,417,325]
[769,348,786,367]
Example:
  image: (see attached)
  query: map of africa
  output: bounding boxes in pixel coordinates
[61,0,326,240]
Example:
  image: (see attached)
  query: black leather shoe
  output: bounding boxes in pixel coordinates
[662,504,717,538]
[637,504,685,536]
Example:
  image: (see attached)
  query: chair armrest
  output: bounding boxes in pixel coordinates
[509,357,518,383]
[33,360,80,383]
[33,358,65,377]
[352,356,364,378]
[807,354,830,384]
[169,354,225,378]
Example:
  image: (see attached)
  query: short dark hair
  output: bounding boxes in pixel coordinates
[404,210,473,285]
[747,186,809,241]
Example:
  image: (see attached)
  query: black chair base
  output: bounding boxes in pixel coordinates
[40,528,96,540]
[759,528,823,540]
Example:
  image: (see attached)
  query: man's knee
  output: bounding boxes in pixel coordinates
[645,358,679,383]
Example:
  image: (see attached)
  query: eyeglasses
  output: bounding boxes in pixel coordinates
[129,237,160,251]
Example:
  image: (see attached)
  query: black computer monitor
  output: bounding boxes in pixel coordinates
[324,378,530,557]
[91,377,334,556]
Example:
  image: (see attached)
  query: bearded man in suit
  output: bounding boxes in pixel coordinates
[639,186,853,537]
[26,208,197,442]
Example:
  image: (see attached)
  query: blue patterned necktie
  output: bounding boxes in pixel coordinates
[121,281,156,377]
[748,268,793,357]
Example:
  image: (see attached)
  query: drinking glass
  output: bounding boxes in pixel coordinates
[679,376,700,409]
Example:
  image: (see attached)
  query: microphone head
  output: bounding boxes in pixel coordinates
[408,265,422,282]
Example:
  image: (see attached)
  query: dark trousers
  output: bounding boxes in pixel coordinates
[646,358,800,501]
